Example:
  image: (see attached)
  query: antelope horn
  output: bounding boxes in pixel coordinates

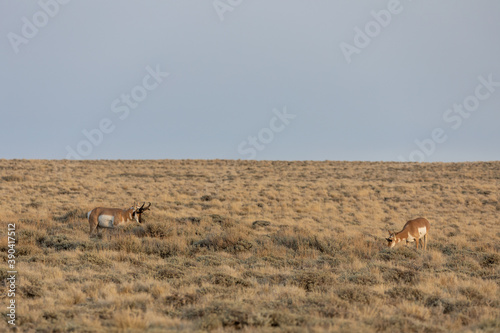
[140,202,146,209]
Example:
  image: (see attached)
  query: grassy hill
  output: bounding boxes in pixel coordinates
[1,159,499,332]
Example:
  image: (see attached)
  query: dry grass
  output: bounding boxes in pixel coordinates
[0,159,499,332]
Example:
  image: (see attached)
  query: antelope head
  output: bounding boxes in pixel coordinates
[132,202,151,223]
[386,230,396,248]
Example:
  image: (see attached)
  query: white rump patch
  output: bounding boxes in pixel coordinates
[98,215,115,228]
[418,227,427,237]
[87,211,92,219]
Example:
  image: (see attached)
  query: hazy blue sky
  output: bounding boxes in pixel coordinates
[1,1,499,161]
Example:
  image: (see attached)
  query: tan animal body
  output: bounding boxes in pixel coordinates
[88,202,151,236]
[386,218,430,250]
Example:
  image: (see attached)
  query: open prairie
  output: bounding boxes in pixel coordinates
[1,159,499,332]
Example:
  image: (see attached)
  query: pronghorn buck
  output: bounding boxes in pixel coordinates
[88,202,151,236]
[386,218,431,250]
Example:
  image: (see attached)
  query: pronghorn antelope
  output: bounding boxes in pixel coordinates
[88,202,151,236]
[386,218,430,250]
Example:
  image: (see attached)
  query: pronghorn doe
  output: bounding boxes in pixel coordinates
[386,218,430,250]
[88,202,151,236]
